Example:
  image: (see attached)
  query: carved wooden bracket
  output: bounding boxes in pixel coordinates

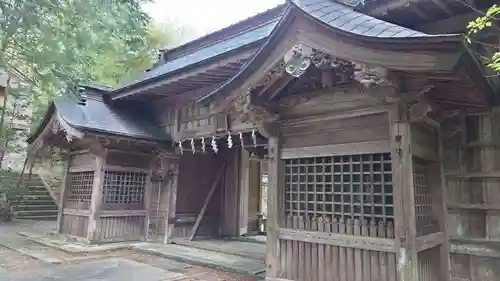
[283,43,355,81]
[53,113,84,142]
[353,63,399,89]
[232,88,280,138]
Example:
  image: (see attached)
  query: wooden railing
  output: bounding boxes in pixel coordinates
[278,215,397,281]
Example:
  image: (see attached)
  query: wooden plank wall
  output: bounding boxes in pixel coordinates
[442,110,500,281]
[248,159,262,232]
[221,149,241,236]
[270,87,397,281]
[172,152,223,238]
[278,216,397,281]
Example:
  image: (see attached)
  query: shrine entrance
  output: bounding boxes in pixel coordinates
[164,130,269,243]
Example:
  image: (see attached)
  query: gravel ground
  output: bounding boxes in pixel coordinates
[0,247,43,271]
[122,250,261,281]
[0,220,262,280]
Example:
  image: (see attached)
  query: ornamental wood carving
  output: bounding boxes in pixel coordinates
[353,63,397,89]
[233,89,279,127]
[283,43,355,82]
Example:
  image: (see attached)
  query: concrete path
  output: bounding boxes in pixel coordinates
[172,238,266,261]
[133,243,266,276]
[0,258,186,281]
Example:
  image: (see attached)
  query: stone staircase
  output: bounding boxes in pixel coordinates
[0,170,58,220]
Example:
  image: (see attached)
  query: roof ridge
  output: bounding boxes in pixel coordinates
[164,3,286,60]
[168,18,280,62]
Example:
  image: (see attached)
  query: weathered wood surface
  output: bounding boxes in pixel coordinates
[278,216,397,281]
[445,110,500,281]
[190,164,226,241]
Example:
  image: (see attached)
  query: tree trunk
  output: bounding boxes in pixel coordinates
[0,74,11,168]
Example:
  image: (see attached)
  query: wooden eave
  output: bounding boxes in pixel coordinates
[111,42,262,100]
[27,103,84,153]
[196,3,470,106]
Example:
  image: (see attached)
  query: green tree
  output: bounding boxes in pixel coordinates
[0,0,177,170]
[0,0,166,124]
[467,4,500,72]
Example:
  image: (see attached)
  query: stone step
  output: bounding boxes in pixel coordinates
[14,210,58,217]
[171,238,266,261]
[13,204,58,210]
[15,214,57,220]
[15,194,53,200]
[132,243,266,276]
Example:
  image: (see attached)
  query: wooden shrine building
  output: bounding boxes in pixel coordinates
[27,0,500,281]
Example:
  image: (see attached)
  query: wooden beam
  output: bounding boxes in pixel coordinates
[112,49,256,100]
[56,155,70,234]
[266,136,282,278]
[164,155,180,244]
[238,148,250,235]
[143,155,156,241]
[189,164,226,241]
[281,140,390,159]
[389,105,418,281]
[86,147,106,243]
[278,228,397,252]
[415,232,445,252]
[437,126,451,281]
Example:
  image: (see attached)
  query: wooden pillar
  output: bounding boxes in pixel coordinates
[266,135,283,279]
[86,147,106,242]
[239,148,250,236]
[389,106,418,281]
[163,154,180,244]
[56,153,70,233]
[144,155,155,240]
[437,124,451,281]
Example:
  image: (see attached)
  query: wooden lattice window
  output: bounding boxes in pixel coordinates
[101,171,147,210]
[66,171,94,209]
[284,153,393,223]
[413,159,439,236]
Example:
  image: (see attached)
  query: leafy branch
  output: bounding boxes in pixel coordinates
[467,4,500,72]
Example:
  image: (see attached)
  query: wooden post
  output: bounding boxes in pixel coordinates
[436,124,451,281]
[239,148,250,236]
[163,155,179,244]
[266,135,282,279]
[86,147,106,243]
[144,154,155,241]
[56,153,70,233]
[389,106,418,281]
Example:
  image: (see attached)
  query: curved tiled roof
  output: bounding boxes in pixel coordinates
[113,0,459,97]
[54,96,169,141]
[196,1,462,103]
[28,94,170,144]
[116,19,279,90]
[294,0,456,38]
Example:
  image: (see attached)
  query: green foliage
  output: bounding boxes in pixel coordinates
[0,0,176,168]
[0,0,174,127]
[0,170,33,202]
[467,4,500,72]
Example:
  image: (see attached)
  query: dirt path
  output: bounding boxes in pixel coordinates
[0,220,262,280]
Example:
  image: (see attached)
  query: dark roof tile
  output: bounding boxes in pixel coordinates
[117,0,458,95]
[117,19,279,89]
[54,96,169,141]
[293,0,453,38]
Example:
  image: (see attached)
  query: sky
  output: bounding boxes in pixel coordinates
[143,0,285,42]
